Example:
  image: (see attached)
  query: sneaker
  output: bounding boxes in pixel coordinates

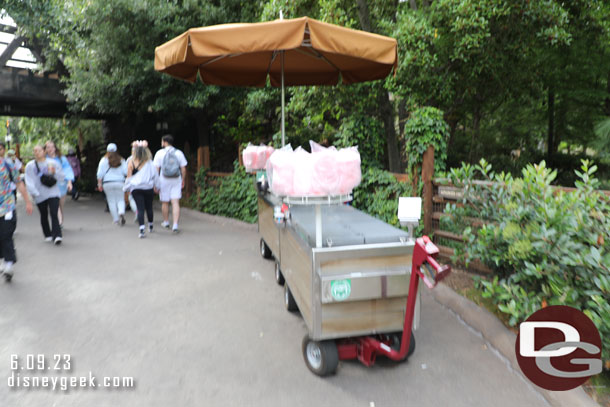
[3,270,13,283]
[138,231,146,239]
[54,237,62,245]
[149,224,154,233]
[44,236,53,242]
[120,215,126,226]
[172,227,180,234]
[161,221,170,229]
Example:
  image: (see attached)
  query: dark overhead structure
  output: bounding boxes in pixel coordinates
[0,21,69,118]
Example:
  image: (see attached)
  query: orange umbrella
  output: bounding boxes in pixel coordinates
[154,16,398,145]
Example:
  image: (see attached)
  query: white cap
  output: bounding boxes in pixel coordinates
[107,143,117,152]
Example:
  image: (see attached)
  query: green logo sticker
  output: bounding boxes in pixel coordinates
[331,279,351,301]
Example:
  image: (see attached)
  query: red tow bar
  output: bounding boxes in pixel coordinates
[337,236,451,366]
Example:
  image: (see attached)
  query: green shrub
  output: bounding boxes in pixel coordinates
[191,162,258,224]
[352,167,414,228]
[404,106,450,175]
[444,159,610,363]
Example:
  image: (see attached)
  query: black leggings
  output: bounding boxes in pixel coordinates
[131,189,154,227]
[37,197,61,239]
[0,214,17,262]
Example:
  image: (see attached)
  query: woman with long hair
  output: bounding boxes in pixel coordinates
[97,143,128,225]
[24,145,65,245]
[45,140,74,227]
[123,141,158,238]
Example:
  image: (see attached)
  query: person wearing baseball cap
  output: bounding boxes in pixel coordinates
[96,143,127,225]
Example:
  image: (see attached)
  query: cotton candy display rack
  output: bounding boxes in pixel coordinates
[242,144,275,172]
[266,142,361,197]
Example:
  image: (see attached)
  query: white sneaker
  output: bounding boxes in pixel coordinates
[161,221,170,229]
[54,237,62,245]
[44,237,53,242]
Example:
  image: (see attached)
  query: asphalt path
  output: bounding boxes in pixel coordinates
[0,195,549,407]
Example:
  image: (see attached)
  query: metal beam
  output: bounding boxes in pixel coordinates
[0,36,24,67]
[0,24,17,34]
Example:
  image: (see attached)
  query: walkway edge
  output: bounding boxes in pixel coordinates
[180,207,257,231]
[429,283,600,407]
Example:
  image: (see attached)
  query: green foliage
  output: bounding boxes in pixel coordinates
[191,163,258,224]
[191,162,413,229]
[445,158,610,362]
[404,106,450,173]
[1,116,102,160]
[352,167,413,228]
[4,0,609,182]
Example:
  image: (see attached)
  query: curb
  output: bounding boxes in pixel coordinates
[429,283,600,407]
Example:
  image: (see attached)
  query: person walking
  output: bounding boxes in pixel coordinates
[153,134,187,233]
[123,141,158,238]
[0,144,21,201]
[126,142,140,223]
[66,148,81,200]
[97,143,128,225]
[25,145,64,245]
[0,146,33,282]
[45,140,74,227]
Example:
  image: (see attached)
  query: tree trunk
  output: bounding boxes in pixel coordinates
[379,91,401,172]
[356,0,373,32]
[547,87,555,160]
[356,0,400,172]
[398,99,408,170]
[469,107,481,164]
[409,0,418,10]
[605,71,610,116]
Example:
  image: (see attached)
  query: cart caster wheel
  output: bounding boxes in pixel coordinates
[389,331,416,362]
[302,336,338,376]
[275,262,285,286]
[260,238,272,259]
[284,284,298,312]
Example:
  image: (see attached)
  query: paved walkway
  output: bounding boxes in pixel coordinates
[0,196,549,407]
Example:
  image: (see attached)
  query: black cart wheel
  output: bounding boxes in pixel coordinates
[260,238,272,259]
[275,262,285,286]
[302,336,339,376]
[389,331,416,362]
[284,284,298,312]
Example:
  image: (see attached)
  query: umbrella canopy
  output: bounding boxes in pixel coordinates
[154,16,397,87]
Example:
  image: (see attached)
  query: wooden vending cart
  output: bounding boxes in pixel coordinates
[258,192,422,375]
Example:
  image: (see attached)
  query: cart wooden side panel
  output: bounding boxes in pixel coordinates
[258,196,280,258]
[279,226,314,331]
[321,297,407,335]
[311,244,419,341]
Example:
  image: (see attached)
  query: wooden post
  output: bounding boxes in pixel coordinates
[422,145,435,235]
[197,146,210,170]
[184,168,193,198]
[196,146,210,199]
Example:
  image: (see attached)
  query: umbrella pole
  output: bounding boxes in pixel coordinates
[281,50,285,147]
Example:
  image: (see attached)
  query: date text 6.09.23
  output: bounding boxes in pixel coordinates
[10,354,71,371]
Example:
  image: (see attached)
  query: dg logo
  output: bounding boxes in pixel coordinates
[516,305,603,391]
